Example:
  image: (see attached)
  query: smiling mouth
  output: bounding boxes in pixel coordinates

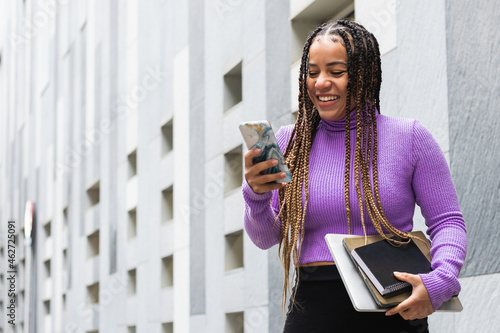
[318,95,340,102]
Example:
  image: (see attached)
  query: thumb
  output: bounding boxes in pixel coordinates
[393,271,418,286]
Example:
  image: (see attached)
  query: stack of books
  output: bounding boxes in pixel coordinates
[343,231,432,307]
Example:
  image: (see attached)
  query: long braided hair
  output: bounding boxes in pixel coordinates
[275,20,416,311]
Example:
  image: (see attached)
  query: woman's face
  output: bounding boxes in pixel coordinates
[307,38,350,122]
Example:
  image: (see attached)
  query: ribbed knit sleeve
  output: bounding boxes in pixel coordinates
[411,120,467,311]
[242,125,294,249]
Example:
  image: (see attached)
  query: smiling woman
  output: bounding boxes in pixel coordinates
[242,19,466,332]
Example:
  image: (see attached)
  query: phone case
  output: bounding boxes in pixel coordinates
[239,120,292,183]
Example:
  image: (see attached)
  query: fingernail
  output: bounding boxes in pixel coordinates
[272,160,278,166]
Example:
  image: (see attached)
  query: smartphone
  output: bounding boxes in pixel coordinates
[239,120,292,183]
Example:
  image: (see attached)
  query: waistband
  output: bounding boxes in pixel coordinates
[296,265,342,282]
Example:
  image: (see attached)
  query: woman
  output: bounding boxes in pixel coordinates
[242,20,466,332]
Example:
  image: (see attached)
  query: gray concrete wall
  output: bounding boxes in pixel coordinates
[446,0,500,277]
[429,1,500,332]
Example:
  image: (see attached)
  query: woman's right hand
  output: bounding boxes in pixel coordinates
[244,148,288,194]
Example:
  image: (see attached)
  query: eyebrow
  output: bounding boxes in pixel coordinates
[308,61,348,67]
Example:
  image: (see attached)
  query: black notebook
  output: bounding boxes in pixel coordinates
[351,237,432,297]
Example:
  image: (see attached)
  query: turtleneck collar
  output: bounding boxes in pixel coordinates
[319,109,357,132]
[319,110,379,132]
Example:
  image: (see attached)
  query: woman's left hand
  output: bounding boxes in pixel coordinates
[385,272,434,320]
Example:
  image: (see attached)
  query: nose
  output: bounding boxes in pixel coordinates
[315,73,331,90]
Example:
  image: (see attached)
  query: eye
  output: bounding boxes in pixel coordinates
[308,72,319,78]
[331,71,346,76]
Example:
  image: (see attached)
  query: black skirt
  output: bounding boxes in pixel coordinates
[282,265,429,333]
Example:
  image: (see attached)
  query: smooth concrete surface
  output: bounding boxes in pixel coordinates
[429,273,500,333]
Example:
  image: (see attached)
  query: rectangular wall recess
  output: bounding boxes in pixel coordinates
[224,145,243,194]
[87,230,100,258]
[128,208,137,240]
[225,311,244,333]
[223,61,242,112]
[128,149,137,179]
[225,230,244,271]
[161,119,174,156]
[161,255,174,288]
[161,186,174,223]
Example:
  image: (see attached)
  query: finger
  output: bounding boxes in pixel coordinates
[393,271,419,287]
[254,159,281,174]
[244,148,261,168]
[399,301,419,320]
[386,303,408,317]
[244,159,279,181]
[393,271,408,281]
[399,309,417,321]
[248,172,288,192]
[401,308,423,321]
[258,172,288,184]
[260,181,287,191]
[399,309,409,320]
[385,297,412,316]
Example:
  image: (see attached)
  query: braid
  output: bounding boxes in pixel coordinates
[277,23,326,311]
[337,28,353,234]
[277,19,423,312]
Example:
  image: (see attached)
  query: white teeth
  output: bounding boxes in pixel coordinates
[318,96,339,102]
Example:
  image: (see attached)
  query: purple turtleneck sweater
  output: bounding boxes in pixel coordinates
[242,114,467,311]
